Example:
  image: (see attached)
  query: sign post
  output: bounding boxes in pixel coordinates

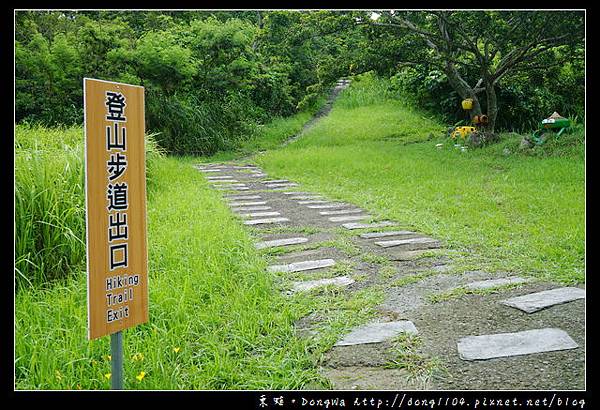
[84,78,148,389]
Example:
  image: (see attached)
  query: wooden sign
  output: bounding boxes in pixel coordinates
[84,78,148,340]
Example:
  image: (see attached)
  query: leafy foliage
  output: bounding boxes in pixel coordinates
[16,10,583,139]
[359,10,585,132]
[15,11,352,154]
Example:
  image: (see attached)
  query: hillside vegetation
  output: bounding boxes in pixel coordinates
[257,74,585,284]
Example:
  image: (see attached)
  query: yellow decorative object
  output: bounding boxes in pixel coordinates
[451,126,476,140]
[461,99,473,110]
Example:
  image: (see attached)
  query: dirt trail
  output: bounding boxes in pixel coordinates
[282,79,351,146]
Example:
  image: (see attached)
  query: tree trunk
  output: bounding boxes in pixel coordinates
[485,81,498,133]
[444,62,482,122]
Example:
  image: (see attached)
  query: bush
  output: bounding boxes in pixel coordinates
[146,91,262,155]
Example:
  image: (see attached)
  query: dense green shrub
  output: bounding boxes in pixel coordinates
[15,11,345,155]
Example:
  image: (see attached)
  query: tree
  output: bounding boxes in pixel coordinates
[367,10,585,133]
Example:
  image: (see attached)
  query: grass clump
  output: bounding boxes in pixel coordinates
[15,124,163,290]
[15,125,86,290]
[426,280,532,304]
[385,333,446,382]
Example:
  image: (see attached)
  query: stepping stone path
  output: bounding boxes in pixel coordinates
[374,237,441,249]
[225,195,262,200]
[267,183,299,188]
[244,217,289,226]
[217,186,250,191]
[209,179,238,183]
[307,204,348,209]
[464,277,529,290]
[255,237,309,250]
[241,211,281,218]
[457,328,578,361]
[290,195,323,200]
[342,221,394,230]
[335,321,418,346]
[212,183,246,187]
[501,287,585,313]
[359,230,416,239]
[267,258,336,273]
[229,201,267,206]
[235,206,272,212]
[290,276,355,293]
[299,200,329,204]
[319,209,363,215]
[328,215,368,222]
[194,85,584,389]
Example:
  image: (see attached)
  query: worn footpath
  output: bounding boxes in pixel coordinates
[193,80,585,390]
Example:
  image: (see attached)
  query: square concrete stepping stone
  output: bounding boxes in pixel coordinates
[283,191,310,195]
[342,221,395,230]
[457,328,578,361]
[255,237,309,250]
[289,196,323,200]
[387,249,443,261]
[298,200,329,204]
[267,183,299,188]
[267,258,336,273]
[199,168,224,173]
[241,211,281,218]
[217,186,250,191]
[234,206,272,212]
[307,204,348,209]
[210,180,240,184]
[375,237,440,248]
[465,277,530,291]
[290,276,355,293]
[206,175,235,180]
[319,209,363,215]
[329,215,368,222]
[359,230,416,239]
[335,321,418,346]
[500,287,585,313]
[247,173,267,177]
[244,217,290,225]
[229,201,268,207]
[225,195,262,201]
[213,183,247,187]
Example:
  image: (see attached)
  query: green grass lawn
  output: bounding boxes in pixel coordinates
[15,153,330,389]
[255,80,585,284]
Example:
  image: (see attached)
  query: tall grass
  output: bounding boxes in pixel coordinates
[15,125,86,290]
[15,156,330,390]
[15,124,162,290]
[335,71,401,110]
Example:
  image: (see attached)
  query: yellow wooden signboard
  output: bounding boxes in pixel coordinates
[84,78,148,340]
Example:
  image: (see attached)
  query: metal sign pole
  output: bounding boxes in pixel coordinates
[111,331,124,389]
